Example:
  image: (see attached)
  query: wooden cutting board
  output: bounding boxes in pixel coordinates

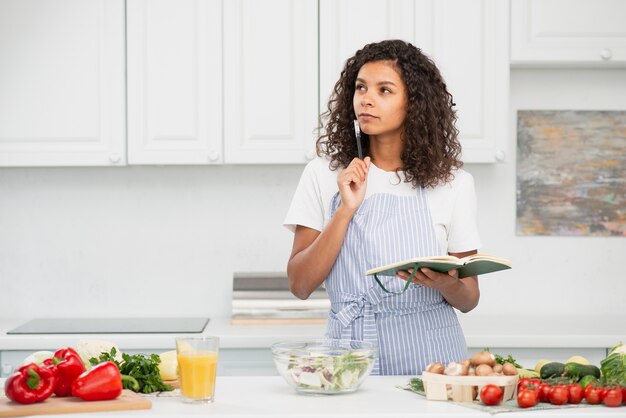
[0,390,151,417]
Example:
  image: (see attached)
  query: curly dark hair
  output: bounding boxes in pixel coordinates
[317,39,462,188]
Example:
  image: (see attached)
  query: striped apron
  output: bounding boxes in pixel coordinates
[325,190,468,375]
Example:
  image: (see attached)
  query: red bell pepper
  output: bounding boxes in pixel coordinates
[43,347,86,397]
[71,361,123,401]
[4,363,57,404]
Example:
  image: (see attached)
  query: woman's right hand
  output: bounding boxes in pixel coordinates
[337,157,371,211]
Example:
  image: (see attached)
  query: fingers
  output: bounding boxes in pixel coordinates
[396,268,457,289]
[349,157,369,179]
[339,158,369,185]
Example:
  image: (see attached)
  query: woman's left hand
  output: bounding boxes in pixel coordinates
[396,267,458,291]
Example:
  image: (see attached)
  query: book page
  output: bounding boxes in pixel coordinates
[461,253,512,266]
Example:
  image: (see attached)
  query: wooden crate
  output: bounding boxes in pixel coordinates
[421,372,518,403]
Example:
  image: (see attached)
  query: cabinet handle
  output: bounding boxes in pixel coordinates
[109,153,121,164]
[495,150,506,162]
[1,363,13,377]
[208,151,220,162]
[305,150,316,161]
[600,48,613,61]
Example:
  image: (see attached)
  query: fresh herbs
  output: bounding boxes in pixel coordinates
[90,347,173,394]
[494,353,522,369]
[409,377,425,393]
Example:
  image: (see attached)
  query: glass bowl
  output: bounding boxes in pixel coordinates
[271,339,378,395]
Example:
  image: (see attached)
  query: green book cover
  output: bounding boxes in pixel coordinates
[366,254,511,279]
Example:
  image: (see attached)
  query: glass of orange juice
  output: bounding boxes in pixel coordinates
[176,336,219,403]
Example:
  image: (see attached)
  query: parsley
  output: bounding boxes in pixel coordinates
[494,353,522,369]
[90,347,173,394]
[409,377,425,393]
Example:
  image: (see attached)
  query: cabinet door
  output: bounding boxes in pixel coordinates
[0,0,125,166]
[432,0,509,162]
[319,0,509,163]
[319,0,418,111]
[223,0,318,164]
[511,0,626,65]
[127,0,223,164]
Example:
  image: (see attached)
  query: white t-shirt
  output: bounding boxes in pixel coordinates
[284,157,481,255]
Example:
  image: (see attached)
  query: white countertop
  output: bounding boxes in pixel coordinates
[1,376,623,418]
[0,315,624,352]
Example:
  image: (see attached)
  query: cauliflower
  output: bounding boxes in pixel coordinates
[76,339,123,368]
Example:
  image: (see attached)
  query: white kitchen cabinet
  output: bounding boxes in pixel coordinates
[223,0,318,164]
[129,0,318,165]
[0,0,126,167]
[127,0,223,165]
[511,0,626,66]
[319,0,510,163]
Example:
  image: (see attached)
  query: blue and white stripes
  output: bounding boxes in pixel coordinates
[324,190,468,375]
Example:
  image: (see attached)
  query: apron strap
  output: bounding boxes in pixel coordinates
[373,265,419,295]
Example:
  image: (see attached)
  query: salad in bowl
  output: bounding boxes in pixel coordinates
[271,339,378,395]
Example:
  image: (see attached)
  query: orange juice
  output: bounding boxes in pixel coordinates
[177,351,218,400]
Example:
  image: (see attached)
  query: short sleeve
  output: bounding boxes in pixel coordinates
[283,160,326,233]
[447,172,482,253]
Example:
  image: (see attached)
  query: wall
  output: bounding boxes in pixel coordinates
[1,68,625,320]
[471,68,626,318]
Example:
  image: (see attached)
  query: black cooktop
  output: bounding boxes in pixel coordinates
[7,317,210,334]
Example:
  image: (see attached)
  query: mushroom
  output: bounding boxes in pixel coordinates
[475,364,494,376]
[444,361,469,376]
[426,362,445,374]
[470,351,496,367]
[502,362,518,376]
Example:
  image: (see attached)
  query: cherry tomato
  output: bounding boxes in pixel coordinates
[480,384,503,406]
[528,378,542,388]
[601,387,609,401]
[517,388,538,408]
[538,383,552,403]
[622,386,626,405]
[584,385,603,405]
[517,378,531,393]
[567,383,584,404]
[548,385,569,405]
[603,388,623,408]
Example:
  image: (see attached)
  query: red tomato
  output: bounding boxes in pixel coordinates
[528,378,542,388]
[601,387,609,401]
[517,378,531,393]
[567,383,584,405]
[548,385,569,405]
[622,386,626,405]
[538,383,552,403]
[603,388,623,408]
[480,384,504,406]
[584,386,603,405]
[517,388,538,408]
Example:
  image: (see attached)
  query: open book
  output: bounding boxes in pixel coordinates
[366,253,512,280]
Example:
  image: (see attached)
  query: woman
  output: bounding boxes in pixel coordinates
[284,40,481,375]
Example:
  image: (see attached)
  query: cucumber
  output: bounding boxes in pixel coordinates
[564,363,601,381]
[540,362,566,379]
[579,375,598,389]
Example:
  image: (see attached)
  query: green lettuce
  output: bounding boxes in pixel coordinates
[600,342,626,385]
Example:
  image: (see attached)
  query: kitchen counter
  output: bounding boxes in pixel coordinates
[1,376,623,418]
[1,315,623,352]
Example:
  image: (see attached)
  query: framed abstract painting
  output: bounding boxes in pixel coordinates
[516,110,625,237]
